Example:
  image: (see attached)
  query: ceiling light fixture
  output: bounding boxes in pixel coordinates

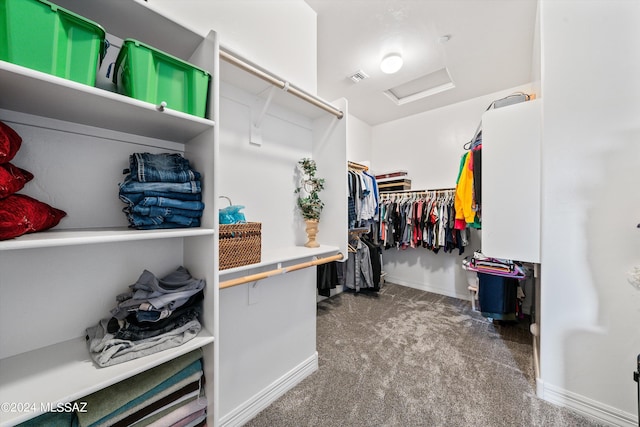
[380,53,403,74]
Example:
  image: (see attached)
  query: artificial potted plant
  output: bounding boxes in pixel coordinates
[295,158,325,248]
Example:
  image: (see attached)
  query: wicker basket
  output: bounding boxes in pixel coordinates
[219,222,261,270]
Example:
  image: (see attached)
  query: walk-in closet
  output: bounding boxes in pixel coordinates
[1,1,639,427]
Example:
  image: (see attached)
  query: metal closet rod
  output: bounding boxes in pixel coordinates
[219,253,344,290]
[219,48,344,120]
[380,187,456,195]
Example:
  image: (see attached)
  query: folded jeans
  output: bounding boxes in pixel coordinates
[119,191,202,204]
[119,177,201,194]
[129,204,203,218]
[126,213,201,227]
[127,152,201,183]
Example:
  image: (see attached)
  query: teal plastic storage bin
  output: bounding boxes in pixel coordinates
[0,0,106,86]
[114,39,210,118]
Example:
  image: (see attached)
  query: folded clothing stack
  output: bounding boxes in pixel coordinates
[19,350,208,427]
[462,251,526,279]
[86,266,205,368]
[119,152,204,229]
[78,350,207,427]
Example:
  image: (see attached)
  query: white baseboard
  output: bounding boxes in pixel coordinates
[536,377,544,399]
[385,276,471,301]
[541,381,637,426]
[220,352,319,427]
[533,335,542,398]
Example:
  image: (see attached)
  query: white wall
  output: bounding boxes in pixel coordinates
[218,83,313,249]
[149,0,317,94]
[531,0,542,97]
[371,84,532,300]
[371,84,534,190]
[218,269,317,423]
[539,1,640,424]
[347,113,373,163]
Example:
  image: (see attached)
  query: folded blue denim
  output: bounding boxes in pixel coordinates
[127,152,201,183]
[113,304,201,341]
[123,196,204,211]
[119,176,201,194]
[131,291,204,323]
[129,205,203,219]
[133,222,200,230]
[119,190,202,205]
[126,212,201,227]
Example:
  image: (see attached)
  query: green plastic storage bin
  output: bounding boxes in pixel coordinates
[0,0,106,86]
[114,39,211,118]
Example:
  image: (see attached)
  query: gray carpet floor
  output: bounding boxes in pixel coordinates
[245,283,603,427]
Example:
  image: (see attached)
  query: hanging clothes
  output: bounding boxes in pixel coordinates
[455,128,482,230]
[361,235,382,289]
[317,261,339,297]
[347,167,379,230]
[339,235,376,292]
[454,152,475,229]
[342,163,382,294]
[378,190,468,255]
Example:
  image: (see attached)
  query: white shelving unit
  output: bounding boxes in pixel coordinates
[0,1,348,425]
[481,99,541,263]
[213,21,348,423]
[0,1,220,426]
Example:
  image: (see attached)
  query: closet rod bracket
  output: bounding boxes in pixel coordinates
[250,87,275,146]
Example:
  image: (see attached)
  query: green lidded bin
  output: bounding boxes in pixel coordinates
[114,39,211,118]
[0,0,106,86]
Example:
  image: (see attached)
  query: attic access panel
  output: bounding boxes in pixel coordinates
[384,67,455,105]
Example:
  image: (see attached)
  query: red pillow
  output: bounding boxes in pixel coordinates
[0,194,66,240]
[0,163,34,199]
[0,121,22,164]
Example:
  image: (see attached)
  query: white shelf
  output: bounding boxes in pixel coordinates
[0,227,215,251]
[53,0,206,62]
[219,244,341,277]
[0,330,214,427]
[0,61,214,143]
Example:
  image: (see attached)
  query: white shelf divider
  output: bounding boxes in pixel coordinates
[0,61,214,143]
[0,227,215,251]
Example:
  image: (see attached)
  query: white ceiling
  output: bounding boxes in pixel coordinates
[304,0,538,125]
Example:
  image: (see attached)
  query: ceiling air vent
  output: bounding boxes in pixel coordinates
[384,67,455,105]
[349,69,369,83]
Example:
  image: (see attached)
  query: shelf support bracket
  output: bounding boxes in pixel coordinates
[250,86,278,146]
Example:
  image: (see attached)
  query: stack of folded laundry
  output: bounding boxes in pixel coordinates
[19,271,208,427]
[86,266,205,367]
[119,152,204,229]
[76,350,207,427]
[17,350,208,427]
[462,251,526,278]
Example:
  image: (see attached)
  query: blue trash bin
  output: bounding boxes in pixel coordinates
[477,272,519,320]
